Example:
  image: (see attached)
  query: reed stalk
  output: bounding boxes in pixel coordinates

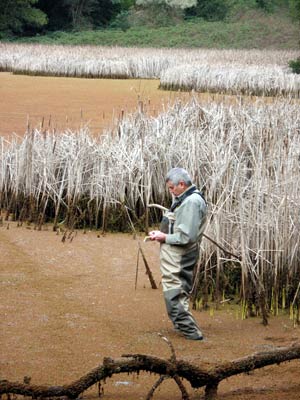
[0,44,300,96]
[1,98,300,318]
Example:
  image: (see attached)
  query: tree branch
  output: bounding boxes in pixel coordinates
[1,343,300,400]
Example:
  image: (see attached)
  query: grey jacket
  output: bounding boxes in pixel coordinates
[165,185,207,247]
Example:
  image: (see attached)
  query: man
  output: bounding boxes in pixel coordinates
[149,167,207,340]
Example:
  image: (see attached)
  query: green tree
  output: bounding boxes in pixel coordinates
[0,0,47,35]
[255,0,272,9]
[289,0,300,20]
[185,0,229,21]
[36,0,71,31]
[136,0,197,8]
[132,0,196,27]
[88,0,122,28]
[118,0,135,10]
[37,0,120,30]
[63,0,98,29]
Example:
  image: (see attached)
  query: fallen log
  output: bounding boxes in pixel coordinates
[1,341,300,400]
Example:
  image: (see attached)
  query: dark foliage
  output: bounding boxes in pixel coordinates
[289,58,300,73]
[37,0,121,31]
[185,0,229,21]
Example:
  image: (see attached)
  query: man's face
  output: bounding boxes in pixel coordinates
[166,180,187,197]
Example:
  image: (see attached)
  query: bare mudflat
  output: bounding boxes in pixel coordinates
[1,72,300,399]
[0,72,194,137]
[1,222,299,400]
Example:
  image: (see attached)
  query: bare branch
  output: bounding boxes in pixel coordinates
[158,333,177,363]
[146,375,167,400]
[173,375,190,400]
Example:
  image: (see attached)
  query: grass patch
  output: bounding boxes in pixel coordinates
[13,11,298,49]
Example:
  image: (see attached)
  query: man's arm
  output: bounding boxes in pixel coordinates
[150,197,206,245]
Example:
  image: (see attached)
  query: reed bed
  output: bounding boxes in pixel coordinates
[160,63,300,97]
[1,97,300,320]
[0,43,299,96]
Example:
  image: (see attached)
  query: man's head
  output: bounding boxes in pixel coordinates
[165,167,192,196]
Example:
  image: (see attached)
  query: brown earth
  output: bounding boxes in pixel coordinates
[1,221,300,400]
[0,72,253,139]
[0,72,195,138]
[1,72,300,399]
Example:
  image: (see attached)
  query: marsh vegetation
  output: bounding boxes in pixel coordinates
[1,44,300,97]
[1,93,300,323]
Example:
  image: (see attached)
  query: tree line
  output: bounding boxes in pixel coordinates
[0,0,299,38]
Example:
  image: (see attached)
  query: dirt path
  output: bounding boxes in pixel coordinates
[1,221,300,399]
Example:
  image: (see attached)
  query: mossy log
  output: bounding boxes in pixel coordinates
[1,343,300,400]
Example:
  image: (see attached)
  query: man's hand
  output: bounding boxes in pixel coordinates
[149,230,166,243]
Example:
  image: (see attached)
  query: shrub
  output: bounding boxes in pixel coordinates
[185,0,229,21]
[110,10,131,31]
[289,58,300,74]
[128,4,184,27]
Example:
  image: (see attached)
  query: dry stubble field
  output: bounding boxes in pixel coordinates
[0,72,300,400]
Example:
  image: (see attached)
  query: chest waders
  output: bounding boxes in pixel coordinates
[159,187,206,340]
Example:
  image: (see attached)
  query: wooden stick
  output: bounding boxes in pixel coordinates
[138,242,158,289]
[135,247,140,291]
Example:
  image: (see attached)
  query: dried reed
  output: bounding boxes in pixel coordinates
[0,43,299,96]
[1,97,300,319]
[160,64,300,97]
